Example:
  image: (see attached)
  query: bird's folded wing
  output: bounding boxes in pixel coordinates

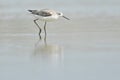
[36,10,52,17]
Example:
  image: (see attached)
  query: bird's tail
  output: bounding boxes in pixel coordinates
[28,10,33,12]
[28,10,35,12]
[28,10,37,14]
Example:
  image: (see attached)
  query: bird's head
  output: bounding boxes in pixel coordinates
[57,12,70,20]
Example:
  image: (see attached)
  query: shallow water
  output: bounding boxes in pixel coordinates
[1,20,120,80]
[0,0,120,80]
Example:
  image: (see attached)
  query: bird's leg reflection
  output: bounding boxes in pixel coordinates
[35,39,42,47]
[35,38,47,47]
[33,40,64,66]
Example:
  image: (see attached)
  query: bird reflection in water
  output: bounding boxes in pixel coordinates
[33,38,64,66]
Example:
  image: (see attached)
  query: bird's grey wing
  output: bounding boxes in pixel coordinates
[36,10,52,17]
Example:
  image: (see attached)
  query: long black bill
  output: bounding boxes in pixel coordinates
[62,16,70,20]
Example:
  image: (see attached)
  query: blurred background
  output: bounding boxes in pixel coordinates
[0,0,120,19]
[0,0,120,33]
[0,0,120,80]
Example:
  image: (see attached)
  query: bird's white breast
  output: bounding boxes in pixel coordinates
[34,14,59,22]
[42,15,59,22]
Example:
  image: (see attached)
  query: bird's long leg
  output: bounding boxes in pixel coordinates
[44,22,47,45]
[34,19,42,40]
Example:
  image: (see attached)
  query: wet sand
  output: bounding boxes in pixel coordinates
[0,15,120,80]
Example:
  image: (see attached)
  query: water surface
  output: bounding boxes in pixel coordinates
[0,0,120,80]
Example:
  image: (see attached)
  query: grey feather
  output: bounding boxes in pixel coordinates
[28,9,52,17]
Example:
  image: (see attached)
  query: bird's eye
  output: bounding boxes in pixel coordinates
[57,13,61,15]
